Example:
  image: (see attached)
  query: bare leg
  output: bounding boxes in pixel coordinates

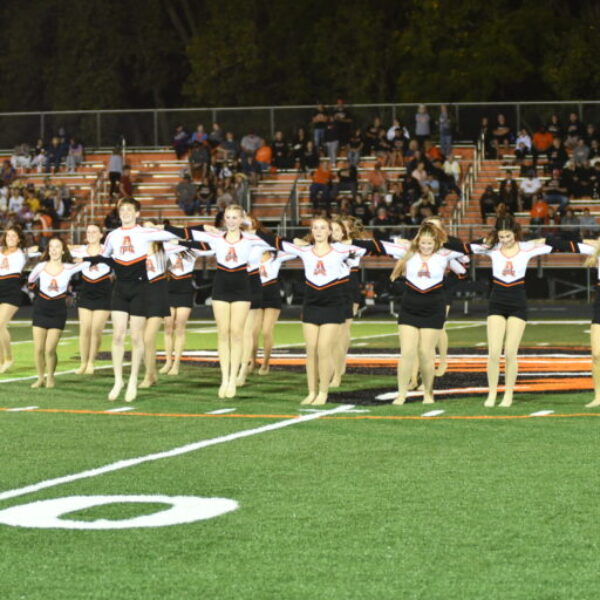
[237,308,257,386]
[302,323,319,404]
[85,310,109,374]
[485,315,507,407]
[212,301,232,398]
[31,326,47,388]
[160,309,175,374]
[0,303,18,372]
[109,311,128,400]
[249,308,263,373]
[498,316,526,407]
[588,323,600,408]
[227,302,250,397]
[77,308,92,374]
[125,315,147,402]
[44,329,62,388]
[259,308,280,374]
[140,316,162,388]
[331,318,352,388]
[169,307,191,375]
[313,323,341,405]
[435,306,451,376]
[394,325,419,405]
[419,328,441,404]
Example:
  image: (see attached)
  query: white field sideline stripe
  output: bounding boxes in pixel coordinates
[12,336,79,345]
[0,363,128,384]
[0,404,354,502]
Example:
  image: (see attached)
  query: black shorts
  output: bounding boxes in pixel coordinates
[168,276,194,309]
[488,301,528,322]
[146,278,170,318]
[0,277,22,307]
[32,296,67,330]
[594,288,600,324]
[341,280,353,320]
[488,286,528,322]
[78,279,112,311]
[349,270,362,305]
[249,270,262,309]
[397,287,446,330]
[261,281,282,310]
[111,279,147,317]
[212,268,251,303]
[302,304,345,325]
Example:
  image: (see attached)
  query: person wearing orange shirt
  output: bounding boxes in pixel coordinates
[309,161,332,212]
[532,126,555,169]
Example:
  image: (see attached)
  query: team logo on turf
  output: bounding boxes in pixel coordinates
[225,247,238,262]
[120,236,134,254]
[314,260,326,276]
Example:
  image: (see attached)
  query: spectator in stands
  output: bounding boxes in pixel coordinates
[291,128,308,168]
[424,139,443,163]
[188,141,210,180]
[312,103,329,150]
[118,165,134,198]
[519,169,542,211]
[410,192,437,224]
[370,206,395,240]
[498,172,519,214]
[351,193,372,223]
[577,160,594,197]
[271,131,289,170]
[443,154,461,184]
[547,114,562,138]
[406,150,430,177]
[332,160,358,201]
[478,116,493,157]
[389,128,406,166]
[107,147,123,198]
[491,113,512,149]
[560,208,580,240]
[572,138,590,166]
[366,163,389,194]
[217,132,240,164]
[561,161,580,198]
[480,184,500,222]
[565,112,585,148]
[409,160,428,186]
[240,155,261,185]
[374,130,392,165]
[580,207,598,237]
[197,179,215,215]
[347,128,363,167]
[300,140,319,171]
[531,126,554,168]
[255,141,272,172]
[0,160,17,187]
[547,137,569,172]
[529,193,548,237]
[324,117,340,167]
[437,105,452,157]
[35,210,54,250]
[31,146,46,173]
[173,125,189,159]
[309,161,332,212]
[589,139,600,162]
[590,162,600,198]
[515,128,532,153]
[543,205,560,236]
[333,99,353,148]
[216,185,234,208]
[190,125,208,145]
[46,137,64,173]
[10,144,31,171]
[65,138,84,173]
[240,130,262,159]
[414,104,430,148]
[543,169,569,213]
[514,141,530,164]
[208,123,224,146]
[8,186,24,214]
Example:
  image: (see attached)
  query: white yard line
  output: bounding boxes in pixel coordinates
[529,410,555,416]
[206,408,237,415]
[105,407,135,414]
[0,363,127,384]
[6,406,38,412]
[0,404,354,503]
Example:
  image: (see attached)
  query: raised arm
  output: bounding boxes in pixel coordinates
[27,262,45,284]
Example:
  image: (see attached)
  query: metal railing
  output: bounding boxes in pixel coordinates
[278,175,301,237]
[2,100,600,151]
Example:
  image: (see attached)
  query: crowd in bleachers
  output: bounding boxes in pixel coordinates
[479,111,600,237]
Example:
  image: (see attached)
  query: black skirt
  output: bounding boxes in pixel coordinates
[249,270,262,309]
[78,278,112,311]
[592,286,600,324]
[349,269,362,305]
[0,276,22,307]
[261,280,283,310]
[397,286,446,330]
[301,280,346,325]
[33,295,67,330]
[146,278,170,318]
[488,283,528,322]
[212,268,251,303]
[168,276,194,309]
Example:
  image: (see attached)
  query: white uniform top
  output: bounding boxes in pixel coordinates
[166,245,214,279]
[577,243,600,279]
[259,252,296,285]
[70,245,112,282]
[248,243,274,274]
[402,249,465,292]
[102,225,176,280]
[188,229,270,271]
[145,251,167,282]
[339,244,368,278]
[28,262,87,299]
[469,241,552,285]
[0,248,27,280]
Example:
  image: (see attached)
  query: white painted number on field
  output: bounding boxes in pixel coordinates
[0,495,238,530]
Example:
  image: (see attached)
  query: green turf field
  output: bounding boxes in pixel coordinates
[1,319,598,599]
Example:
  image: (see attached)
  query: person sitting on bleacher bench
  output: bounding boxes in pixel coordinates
[532,126,554,169]
[519,169,542,211]
[543,170,569,214]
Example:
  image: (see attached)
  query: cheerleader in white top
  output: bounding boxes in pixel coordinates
[87,198,177,403]
[254,249,295,375]
[69,223,112,375]
[258,218,366,405]
[0,226,38,373]
[387,223,466,405]
[444,217,571,408]
[160,243,214,376]
[28,237,87,389]
[164,204,270,399]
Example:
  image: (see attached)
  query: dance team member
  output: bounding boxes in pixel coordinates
[70,223,112,375]
[257,218,368,405]
[254,249,295,374]
[164,205,271,399]
[160,243,214,376]
[28,237,87,388]
[444,217,575,408]
[86,198,177,402]
[0,226,38,373]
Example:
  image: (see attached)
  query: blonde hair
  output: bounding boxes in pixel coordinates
[584,242,600,268]
[390,223,444,281]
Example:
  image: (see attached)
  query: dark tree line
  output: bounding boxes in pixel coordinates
[0,0,599,112]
